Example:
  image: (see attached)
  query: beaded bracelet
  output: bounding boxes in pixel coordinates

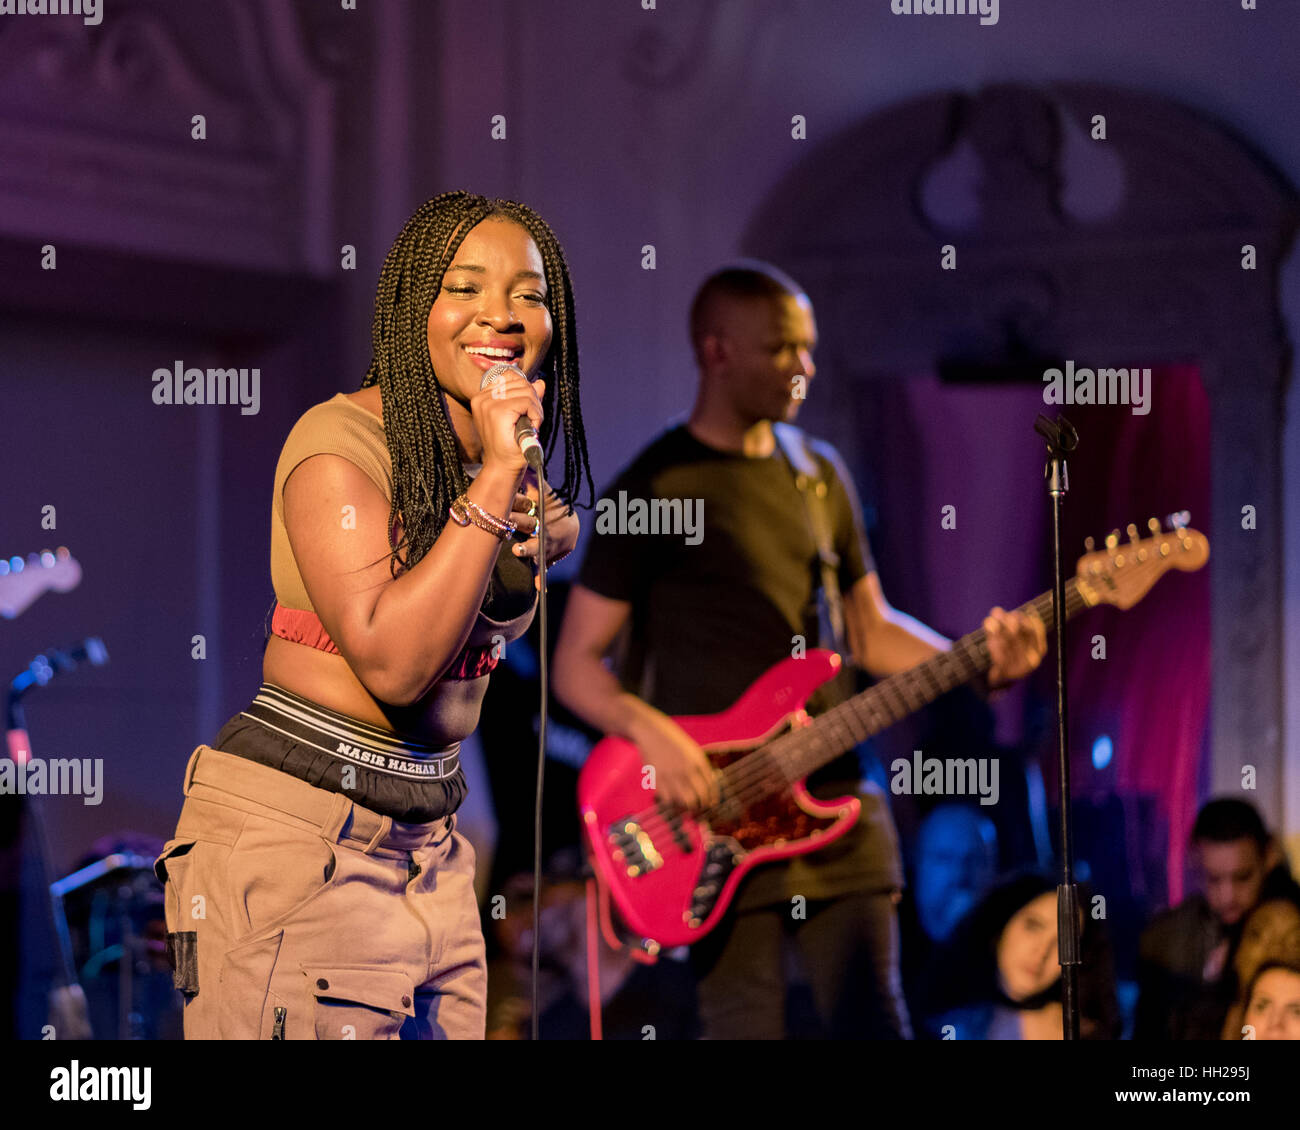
[449,494,517,540]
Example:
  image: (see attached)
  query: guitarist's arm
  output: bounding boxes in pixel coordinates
[845,571,949,676]
[553,584,721,811]
[845,572,1047,689]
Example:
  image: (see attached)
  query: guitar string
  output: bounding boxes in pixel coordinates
[660,590,1058,833]
[697,585,1084,816]
[616,584,1086,856]
[603,543,1194,922]
[639,627,994,844]
[621,596,1053,849]
[615,626,993,849]
[618,643,988,856]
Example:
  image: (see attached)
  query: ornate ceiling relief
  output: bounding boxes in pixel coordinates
[0,0,339,276]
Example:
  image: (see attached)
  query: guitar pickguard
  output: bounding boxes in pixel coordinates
[707,746,842,852]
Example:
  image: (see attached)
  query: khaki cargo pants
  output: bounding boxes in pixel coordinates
[154,745,486,1039]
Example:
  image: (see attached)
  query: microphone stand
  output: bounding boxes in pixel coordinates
[1034,413,1081,1041]
[7,636,109,1040]
[478,361,551,1040]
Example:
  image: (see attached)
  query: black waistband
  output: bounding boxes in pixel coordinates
[238,683,461,782]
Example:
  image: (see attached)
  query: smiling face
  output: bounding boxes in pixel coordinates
[996,891,1060,1002]
[426,216,553,406]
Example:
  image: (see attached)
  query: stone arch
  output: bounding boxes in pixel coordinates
[744,83,1298,827]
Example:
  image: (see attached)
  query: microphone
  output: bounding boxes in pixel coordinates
[480,362,543,469]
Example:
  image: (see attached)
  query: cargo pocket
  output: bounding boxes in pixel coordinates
[303,965,416,1040]
[217,930,286,1039]
[154,841,201,995]
[154,839,196,908]
[226,812,339,942]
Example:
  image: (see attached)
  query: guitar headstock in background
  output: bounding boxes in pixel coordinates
[0,548,82,620]
[1074,516,1209,610]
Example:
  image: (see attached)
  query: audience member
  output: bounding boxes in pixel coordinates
[1136,798,1287,1040]
[1238,961,1300,1041]
[921,870,1119,1040]
[900,804,998,1020]
[1219,880,1300,1039]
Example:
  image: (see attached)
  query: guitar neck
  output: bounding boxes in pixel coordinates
[764,581,1087,786]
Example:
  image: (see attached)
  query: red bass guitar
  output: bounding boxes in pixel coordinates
[578,521,1209,953]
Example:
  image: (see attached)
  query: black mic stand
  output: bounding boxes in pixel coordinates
[8,636,109,1040]
[1034,413,1082,1041]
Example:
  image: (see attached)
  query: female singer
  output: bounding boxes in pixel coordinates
[154,192,591,1039]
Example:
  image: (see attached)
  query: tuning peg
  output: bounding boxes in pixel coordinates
[1147,517,1161,535]
[1126,523,1139,543]
[1167,510,1189,530]
[1105,530,1120,550]
[1084,536,1095,552]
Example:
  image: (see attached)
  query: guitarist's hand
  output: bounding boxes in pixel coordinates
[629,711,720,811]
[984,606,1047,688]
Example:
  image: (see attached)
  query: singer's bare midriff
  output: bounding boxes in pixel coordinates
[261,385,488,746]
[263,633,488,745]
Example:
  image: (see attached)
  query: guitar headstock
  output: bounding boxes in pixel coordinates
[0,547,83,619]
[1074,517,1208,610]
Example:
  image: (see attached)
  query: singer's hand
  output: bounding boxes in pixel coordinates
[470,372,545,474]
[510,476,579,578]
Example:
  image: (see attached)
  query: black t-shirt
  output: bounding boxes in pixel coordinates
[1135,895,1235,1040]
[578,424,903,910]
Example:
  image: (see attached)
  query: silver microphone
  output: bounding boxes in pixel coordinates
[479,362,543,469]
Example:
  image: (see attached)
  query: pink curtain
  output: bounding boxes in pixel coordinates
[1056,363,1212,904]
[864,364,1212,906]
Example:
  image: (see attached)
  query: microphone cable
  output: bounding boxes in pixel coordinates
[477,362,549,1039]
[529,460,548,1040]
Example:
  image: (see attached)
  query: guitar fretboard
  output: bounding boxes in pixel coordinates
[720,582,1087,801]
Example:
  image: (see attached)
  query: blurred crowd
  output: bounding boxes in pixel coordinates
[483,793,1299,1041]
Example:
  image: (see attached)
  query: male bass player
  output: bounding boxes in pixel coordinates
[552,262,1046,1039]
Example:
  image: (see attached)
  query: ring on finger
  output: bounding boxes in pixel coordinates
[524,499,538,519]
[511,516,539,541]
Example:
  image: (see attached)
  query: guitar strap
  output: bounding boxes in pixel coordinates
[771,422,850,661]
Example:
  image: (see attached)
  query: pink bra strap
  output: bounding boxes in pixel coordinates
[271,603,342,655]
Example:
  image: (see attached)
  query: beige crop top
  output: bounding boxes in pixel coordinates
[270,393,393,612]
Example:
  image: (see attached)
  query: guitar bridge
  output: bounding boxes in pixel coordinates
[608,817,664,877]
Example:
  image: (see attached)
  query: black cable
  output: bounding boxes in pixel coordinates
[530,467,548,1041]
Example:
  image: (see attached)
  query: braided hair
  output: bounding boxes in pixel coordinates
[359,191,593,579]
